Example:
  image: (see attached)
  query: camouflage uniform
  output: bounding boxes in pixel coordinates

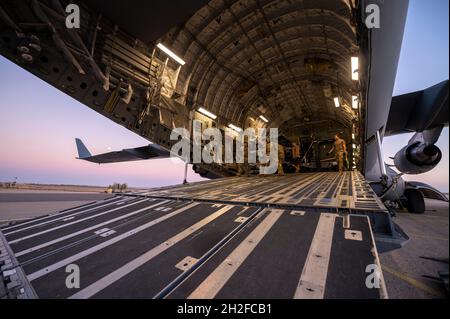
[334,139,347,173]
[292,143,301,173]
[278,144,285,175]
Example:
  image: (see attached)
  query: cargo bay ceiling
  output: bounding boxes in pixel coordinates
[0,0,365,177]
[159,0,361,137]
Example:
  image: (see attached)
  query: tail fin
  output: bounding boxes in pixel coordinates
[75,138,92,159]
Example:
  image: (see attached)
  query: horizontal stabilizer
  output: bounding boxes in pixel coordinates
[75,139,170,164]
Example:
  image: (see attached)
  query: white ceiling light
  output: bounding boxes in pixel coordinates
[228,124,243,133]
[157,43,186,65]
[351,57,359,81]
[334,97,340,108]
[352,133,356,140]
[259,115,269,123]
[352,95,359,109]
[198,107,217,120]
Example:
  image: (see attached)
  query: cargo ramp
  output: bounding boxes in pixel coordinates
[0,172,394,299]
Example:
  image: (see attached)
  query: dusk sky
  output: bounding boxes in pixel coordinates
[0,0,448,191]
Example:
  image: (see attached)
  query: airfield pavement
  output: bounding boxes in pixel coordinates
[0,190,112,224]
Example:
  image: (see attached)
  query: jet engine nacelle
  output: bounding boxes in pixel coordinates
[394,142,442,174]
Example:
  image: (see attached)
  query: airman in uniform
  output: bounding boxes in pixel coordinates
[292,142,301,173]
[328,133,348,173]
[278,143,285,175]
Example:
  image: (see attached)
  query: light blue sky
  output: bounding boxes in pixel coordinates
[0,0,448,191]
[383,0,449,191]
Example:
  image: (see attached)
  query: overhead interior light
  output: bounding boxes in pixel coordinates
[228,124,243,133]
[352,95,359,109]
[259,115,269,123]
[352,133,356,140]
[351,57,359,81]
[198,107,217,120]
[352,144,357,149]
[334,97,340,108]
[157,43,186,65]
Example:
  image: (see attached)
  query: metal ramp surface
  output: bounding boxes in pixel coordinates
[137,171,387,212]
[0,173,388,299]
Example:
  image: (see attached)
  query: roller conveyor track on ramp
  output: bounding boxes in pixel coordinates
[136,171,387,212]
[0,173,389,299]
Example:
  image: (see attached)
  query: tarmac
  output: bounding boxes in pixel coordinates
[0,191,112,224]
[381,199,449,299]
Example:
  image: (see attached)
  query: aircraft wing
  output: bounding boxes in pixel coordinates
[75,139,170,164]
[385,80,449,136]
